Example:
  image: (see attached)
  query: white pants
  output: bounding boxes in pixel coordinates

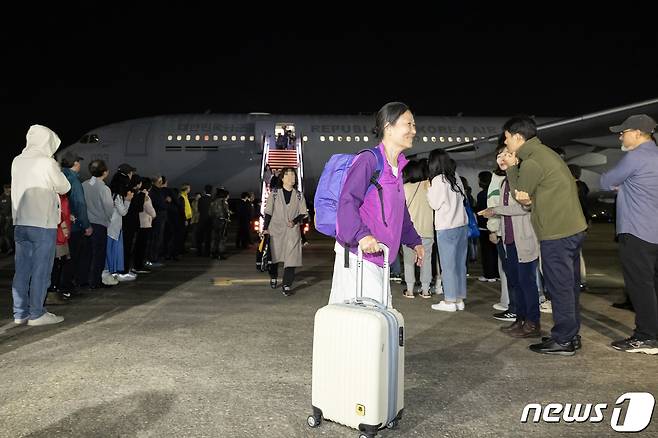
[329,242,391,307]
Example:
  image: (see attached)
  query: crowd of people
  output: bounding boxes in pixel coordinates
[7,125,259,325]
[7,107,658,357]
[328,102,658,357]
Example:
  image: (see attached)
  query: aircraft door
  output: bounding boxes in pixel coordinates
[125,122,151,156]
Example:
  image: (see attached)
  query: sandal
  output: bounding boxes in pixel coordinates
[402,290,415,299]
[421,291,432,299]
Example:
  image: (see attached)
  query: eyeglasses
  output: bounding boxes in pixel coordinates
[619,129,635,136]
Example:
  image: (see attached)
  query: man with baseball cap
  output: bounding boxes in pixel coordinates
[601,114,658,355]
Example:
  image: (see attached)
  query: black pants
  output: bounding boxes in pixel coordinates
[619,233,658,340]
[66,230,89,288]
[236,221,252,248]
[269,262,295,287]
[122,224,138,273]
[89,224,108,288]
[50,255,70,291]
[479,231,500,279]
[148,214,167,262]
[134,228,151,270]
[196,217,212,256]
[540,232,585,343]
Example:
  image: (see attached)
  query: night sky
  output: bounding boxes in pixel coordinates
[2,10,657,184]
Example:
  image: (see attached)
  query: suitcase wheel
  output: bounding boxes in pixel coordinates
[386,419,399,429]
[358,434,375,438]
[306,415,321,428]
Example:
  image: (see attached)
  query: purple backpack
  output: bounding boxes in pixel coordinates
[313,147,385,237]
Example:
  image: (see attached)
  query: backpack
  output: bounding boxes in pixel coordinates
[313,147,385,237]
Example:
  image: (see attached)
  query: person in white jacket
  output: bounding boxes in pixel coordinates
[11,125,71,326]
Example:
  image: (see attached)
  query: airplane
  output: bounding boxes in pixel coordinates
[57,98,658,205]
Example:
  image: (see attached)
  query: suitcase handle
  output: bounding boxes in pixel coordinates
[355,243,390,307]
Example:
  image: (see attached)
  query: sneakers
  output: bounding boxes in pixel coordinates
[132,268,151,274]
[492,302,508,311]
[611,337,658,355]
[456,301,465,311]
[493,311,517,321]
[14,318,28,325]
[102,272,119,286]
[114,272,137,282]
[27,312,64,326]
[402,290,415,299]
[431,301,457,312]
[390,274,403,283]
[281,285,294,296]
[539,301,553,313]
[270,278,277,289]
[529,338,575,356]
[478,276,497,282]
[420,291,432,299]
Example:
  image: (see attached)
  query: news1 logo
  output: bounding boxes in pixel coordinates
[520,392,655,432]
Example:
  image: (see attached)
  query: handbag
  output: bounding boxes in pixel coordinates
[256,234,271,272]
[457,186,480,239]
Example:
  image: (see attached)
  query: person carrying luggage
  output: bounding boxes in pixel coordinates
[328,102,424,305]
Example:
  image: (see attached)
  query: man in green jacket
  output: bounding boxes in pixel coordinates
[501,116,587,356]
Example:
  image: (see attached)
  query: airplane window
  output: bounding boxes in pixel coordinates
[346,136,351,142]
[222,135,228,141]
[465,136,470,142]
[363,136,369,142]
[176,135,182,141]
[250,136,255,141]
[302,136,308,142]
[337,136,343,142]
[213,135,218,141]
[355,136,360,142]
[89,134,100,143]
[167,135,173,141]
[448,137,453,142]
[204,135,209,141]
[440,137,445,142]
[195,135,201,141]
[456,137,462,142]
[79,135,89,144]
[229,135,235,141]
[422,136,428,142]
[431,136,436,142]
[186,135,191,141]
[320,136,325,142]
[240,136,246,141]
[329,136,334,142]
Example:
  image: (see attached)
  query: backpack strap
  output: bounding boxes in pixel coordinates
[357,147,387,227]
[344,148,387,268]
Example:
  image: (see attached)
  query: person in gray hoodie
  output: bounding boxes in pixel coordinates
[11,125,70,326]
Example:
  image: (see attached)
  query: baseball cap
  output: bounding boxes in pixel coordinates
[118,163,137,173]
[609,114,657,134]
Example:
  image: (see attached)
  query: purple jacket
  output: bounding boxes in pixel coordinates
[336,143,422,266]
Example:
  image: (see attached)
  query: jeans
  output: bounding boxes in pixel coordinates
[502,244,539,323]
[12,225,57,320]
[540,232,585,343]
[436,226,468,301]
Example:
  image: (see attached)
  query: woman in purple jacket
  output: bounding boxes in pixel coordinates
[328,102,424,305]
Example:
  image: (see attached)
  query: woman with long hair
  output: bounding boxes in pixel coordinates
[427,148,468,311]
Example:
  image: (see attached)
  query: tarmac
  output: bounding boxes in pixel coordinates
[1,222,657,438]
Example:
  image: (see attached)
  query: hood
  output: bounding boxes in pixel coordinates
[21,124,61,158]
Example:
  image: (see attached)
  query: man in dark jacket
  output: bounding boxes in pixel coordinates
[503,116,587,356]
[60,151,93,291]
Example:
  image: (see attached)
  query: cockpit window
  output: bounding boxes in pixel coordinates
[79,134,100,144]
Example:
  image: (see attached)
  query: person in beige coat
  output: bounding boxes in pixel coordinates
[479,147,541,338]
[262,167,308,296]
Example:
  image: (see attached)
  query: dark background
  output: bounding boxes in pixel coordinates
[2,8,657,184]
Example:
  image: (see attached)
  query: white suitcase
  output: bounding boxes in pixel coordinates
[308,244,404,438]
